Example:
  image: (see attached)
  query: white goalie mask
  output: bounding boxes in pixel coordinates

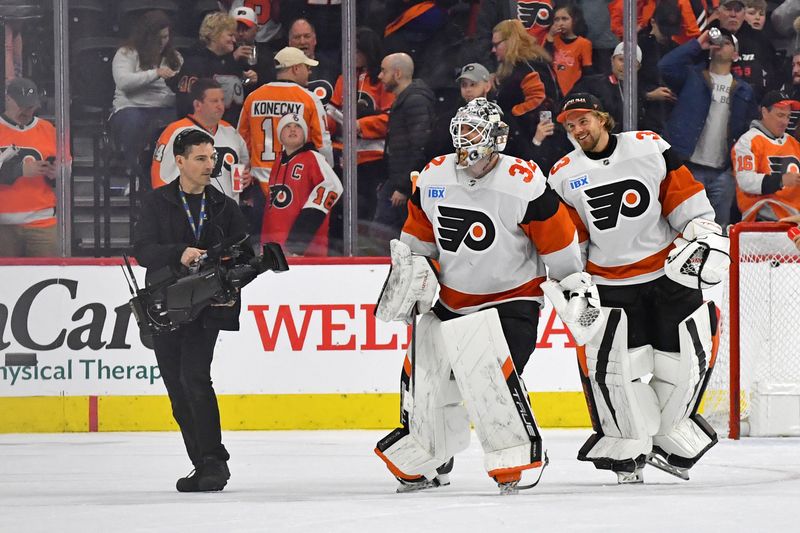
[449,98,509,169]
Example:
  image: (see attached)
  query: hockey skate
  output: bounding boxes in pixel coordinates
[395,458,453,493]
[495,451,550,495]
[615,468,644,484]
[646,452,690,481]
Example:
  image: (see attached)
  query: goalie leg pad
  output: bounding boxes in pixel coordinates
[375,313,470,480]
[439,309,543,479]
[651,302,719,467]
[578,308,660,471]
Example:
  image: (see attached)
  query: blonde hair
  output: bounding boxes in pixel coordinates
[199,12,236,46]
[745,0,766,12]
[597,111,615,132]
[493,19,552,81]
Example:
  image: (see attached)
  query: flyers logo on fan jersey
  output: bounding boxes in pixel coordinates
[436,205,496,253]
[270,184,293,208]
[583,178,650,230]
[518,1,553,30]
[769,155,800,178]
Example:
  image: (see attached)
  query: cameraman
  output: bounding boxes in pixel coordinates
[133,129,250,493]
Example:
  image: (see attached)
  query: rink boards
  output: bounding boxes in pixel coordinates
[0,259,589,432]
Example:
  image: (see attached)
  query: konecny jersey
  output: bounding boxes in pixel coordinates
[548,131,714,286]
[401,153,583,314]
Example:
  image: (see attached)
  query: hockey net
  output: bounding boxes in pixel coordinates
[701,222,800,439]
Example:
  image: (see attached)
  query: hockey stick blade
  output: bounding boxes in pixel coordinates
[516,450,550,491]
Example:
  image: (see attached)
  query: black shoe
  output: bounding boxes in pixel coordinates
[176,468,202,492]
[196,457,230,492]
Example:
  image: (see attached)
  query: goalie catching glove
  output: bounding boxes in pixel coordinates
[664,219,730,290]
[375,239,438,324]
[541,272,604,346]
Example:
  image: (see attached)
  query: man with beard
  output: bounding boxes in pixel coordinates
[547,93,729,484]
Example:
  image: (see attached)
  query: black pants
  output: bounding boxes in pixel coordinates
[152,320,229,466]
[597,276,704,352]
[433,300,540,373]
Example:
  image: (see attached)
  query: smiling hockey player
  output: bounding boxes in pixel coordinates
[373,98,590,494]
[545,93,731,484]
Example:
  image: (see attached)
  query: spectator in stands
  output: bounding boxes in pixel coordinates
[424,62,495,162]
[262,113,343,257]
[714,0,776,100]
[0,78,58,257]
[639,0,681,132]
[110,10,182,192]
[659,28,759,227]
[578,0,618,74]
[608,0,655,40]
[327,27,394,222]
[492,19,560,160]
[744,0,767,30]
[373,52,435,245]
[545,2,593,96]
[771,0,800,42]
[238,47,333,203]
[472,0,556,69]
[288,18,340,105]
[731,91,800,221]
[151,79,251,200]
[231,6,276,85]
[570,43,650,131]
[170,12,257,125]
[778,50,800,137]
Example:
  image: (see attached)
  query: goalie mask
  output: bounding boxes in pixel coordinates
[450,98,509,169]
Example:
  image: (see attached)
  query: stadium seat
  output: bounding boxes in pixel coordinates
[117,0,178,38]
[70,37,119,119]
[66,0,107,37]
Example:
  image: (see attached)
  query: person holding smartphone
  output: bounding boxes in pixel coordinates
[530,107,574,174]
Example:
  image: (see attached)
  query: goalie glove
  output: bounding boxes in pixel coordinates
[664,219,730,290]
[375,239,438,324]
[541,272,604,346]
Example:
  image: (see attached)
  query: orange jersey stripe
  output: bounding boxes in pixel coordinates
[402,198,435,243]
[587,244,673,280]
[439,277,545,311]
[521,203,578,254]
[384,1,436,36]
[659,165,706,217]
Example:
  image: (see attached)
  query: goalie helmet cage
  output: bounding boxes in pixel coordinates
[703,222,800,439]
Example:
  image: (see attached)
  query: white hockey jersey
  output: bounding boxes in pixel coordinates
[401,153,583,314]
[548,131,714,286]
[151,116,250,200]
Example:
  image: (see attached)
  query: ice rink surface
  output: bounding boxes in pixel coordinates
[2,429,799,532]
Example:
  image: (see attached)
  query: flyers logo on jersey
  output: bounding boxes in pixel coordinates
[270,184,293,209]
[769,155,800,177]
[584,178,650,230]
[436,205,496,253]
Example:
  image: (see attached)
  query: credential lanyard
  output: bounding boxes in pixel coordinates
[178,186,206,243]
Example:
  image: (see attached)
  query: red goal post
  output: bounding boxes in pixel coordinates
[704,221,800,439]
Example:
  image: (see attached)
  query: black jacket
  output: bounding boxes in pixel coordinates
[571,73,648,133]
[385,79,436,196]
[133,179,251,331]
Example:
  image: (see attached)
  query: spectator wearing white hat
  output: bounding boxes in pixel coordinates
[261,113,342,257]
[230,5,277,85]
[570,42,649,132]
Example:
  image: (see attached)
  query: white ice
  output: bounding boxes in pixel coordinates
[2,429,799,532]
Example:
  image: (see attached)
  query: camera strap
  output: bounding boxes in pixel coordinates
[178,186,206,243]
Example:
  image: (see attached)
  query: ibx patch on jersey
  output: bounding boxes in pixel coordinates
[569,174,589,190]
[428,186,446,199]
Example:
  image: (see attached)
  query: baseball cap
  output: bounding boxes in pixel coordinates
[456,63,491,83]
[761,90,800,110]
[231,6,257,28]
[719,0,745,8]
[6,77,40,108]
[277,113,308,141]
[612,43,643,63]
[557,93,605,124]
[274,46,319,69]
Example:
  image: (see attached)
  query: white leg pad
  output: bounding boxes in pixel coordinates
[651,302,718,466]
[440,309,543,477]
[375,313,471,479]
[579,308,660,470]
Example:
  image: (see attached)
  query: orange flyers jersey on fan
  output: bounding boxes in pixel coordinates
[401,153,583,314]
[0,115,57,227]
[549,131,714,286]
[151,116,249,199]
[552,35,592,95]
[732,127,800,221]
[237,81,332,184]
